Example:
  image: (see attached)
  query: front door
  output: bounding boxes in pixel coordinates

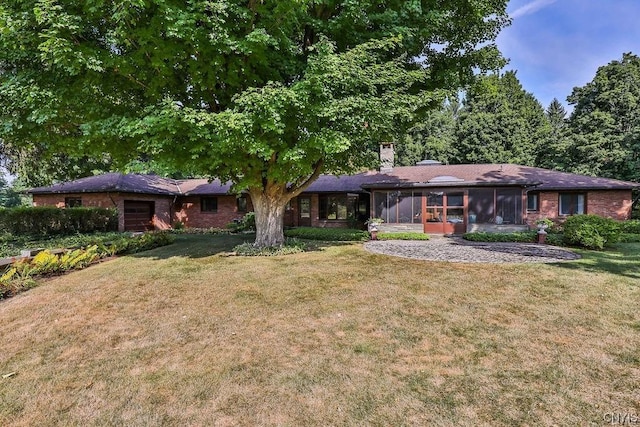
[423,190,465,234]
[298,197,312,227]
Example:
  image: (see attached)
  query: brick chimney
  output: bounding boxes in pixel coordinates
[379,143,394,172]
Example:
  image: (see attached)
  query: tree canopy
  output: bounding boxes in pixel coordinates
[0,0,509,246]
[565,52,640,182]
[454,71,548,165]
[396,98,460,166]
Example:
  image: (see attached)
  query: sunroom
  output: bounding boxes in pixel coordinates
[371,186,529,234]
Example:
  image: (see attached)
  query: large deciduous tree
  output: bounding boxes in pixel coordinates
[0,0,509,247]
[565,52,640,182]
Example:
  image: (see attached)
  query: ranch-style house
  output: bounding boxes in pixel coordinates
[29,145,637,234]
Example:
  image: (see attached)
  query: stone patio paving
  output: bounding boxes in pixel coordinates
[364,237,581,263]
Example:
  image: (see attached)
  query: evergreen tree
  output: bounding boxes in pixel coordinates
[535,98,571,170]
[455,71,549,165]
[396,99,459,166]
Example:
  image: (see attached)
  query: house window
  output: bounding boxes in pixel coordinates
[527,193,539,211]
[559,193,585,216]
[319,195,348,220]
[237,196,248,212]
[374,191,422,224]
[65,197,82,208]
[201,197,218,212]
[467,188,524,225]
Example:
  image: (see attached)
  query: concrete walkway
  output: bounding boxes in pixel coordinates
[364,237,581,263]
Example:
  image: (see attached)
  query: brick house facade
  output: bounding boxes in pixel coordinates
[29,165,637,234]
[174,195,252,229]
[526,190,633,226]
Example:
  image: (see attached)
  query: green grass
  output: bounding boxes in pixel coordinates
[0,234,638,426]
[552,242,640,279]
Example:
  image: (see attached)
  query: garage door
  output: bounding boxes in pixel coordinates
[124,201,154,232]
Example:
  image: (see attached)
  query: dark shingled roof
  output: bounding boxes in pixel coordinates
[28,165,638,196]
[28,173,181,196]
[178,178,234,195]
[359,164,638,191]
[304,172,381,193]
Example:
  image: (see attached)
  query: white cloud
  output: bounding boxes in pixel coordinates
[510,0,558,19]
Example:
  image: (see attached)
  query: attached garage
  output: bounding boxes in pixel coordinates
[124,201,155,232]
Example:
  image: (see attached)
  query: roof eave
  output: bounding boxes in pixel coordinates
[361,180,535,189]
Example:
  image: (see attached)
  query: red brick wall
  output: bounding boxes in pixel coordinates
[174,195,251,229]
[33,193,118,209]
[526,190,633,226]
[586,190,633,219]
[33,192,173,231]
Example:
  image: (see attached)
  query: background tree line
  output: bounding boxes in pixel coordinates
[396,52,640,184]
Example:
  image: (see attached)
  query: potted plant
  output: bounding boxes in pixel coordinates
[535,218,553,243]
[536,218,553,231]
[365,217,384,240]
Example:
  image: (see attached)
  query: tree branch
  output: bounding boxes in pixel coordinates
[286,158,324,199]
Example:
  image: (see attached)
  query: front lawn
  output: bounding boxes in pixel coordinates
[0,234,638,425]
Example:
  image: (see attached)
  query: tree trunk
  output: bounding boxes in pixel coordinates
[251,191,287,248]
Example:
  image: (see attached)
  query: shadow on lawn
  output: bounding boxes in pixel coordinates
[130,233,356,260]
[547,243,640,280]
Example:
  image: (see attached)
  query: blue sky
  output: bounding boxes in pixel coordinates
[497,0,640,110]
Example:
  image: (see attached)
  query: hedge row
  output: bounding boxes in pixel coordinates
[620,220,640,234]
[0,207,118,236]
[284,227,369,241]
[377,232,430,241]
[463,216,640,250]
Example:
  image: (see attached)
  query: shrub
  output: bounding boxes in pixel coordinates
[377,232,430,241]
[544,233,565,246]
[462,231,537,243]
[101,232,175,255]
[1,246,101,298]
[619,220,640,234]
[171,227,229,235]
[562,214,621,250]
[233,239,306,256]
[618,233,640,243]
[0,207,118,236]
[284,227,369,241]
[0,232,175,299]
[238,212,256,231]
[227,212,256,232]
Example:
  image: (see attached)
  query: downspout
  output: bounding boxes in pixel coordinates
[523,183,542,226]
[171,195,178,227]
[107,192,117,208]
